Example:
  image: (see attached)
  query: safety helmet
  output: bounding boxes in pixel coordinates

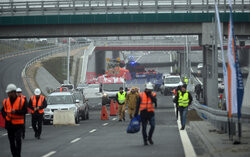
[16,88,22,92]
[145,82,153,90]
[6,84,17,93]
[34,88,41,95]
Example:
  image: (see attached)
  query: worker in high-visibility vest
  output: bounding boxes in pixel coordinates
[116,87,127,121]
[184,76,188,85]
[173,84,193,130]
[1,84,27,157]
[28,88,47,139]
[16,88,28,139]
[134,82,157,145]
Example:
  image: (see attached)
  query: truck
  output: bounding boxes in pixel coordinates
[160,75,183,96]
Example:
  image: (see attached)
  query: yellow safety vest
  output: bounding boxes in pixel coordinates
[118,91,126,104]
[184,78,188,84]
[178,91,189,107]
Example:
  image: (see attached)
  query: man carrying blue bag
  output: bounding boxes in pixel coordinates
[134,82,157,146]
[127,115,141,133]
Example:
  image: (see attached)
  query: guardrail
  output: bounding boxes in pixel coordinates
[0,0,249,16]
[22,44,85,94]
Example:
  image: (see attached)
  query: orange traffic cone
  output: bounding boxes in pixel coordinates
[110,99,117,116]
[0,112,5,128]
[101,105,109,120]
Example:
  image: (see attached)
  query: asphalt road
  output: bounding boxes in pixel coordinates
[0,94,186,157]
[0,48,57,103]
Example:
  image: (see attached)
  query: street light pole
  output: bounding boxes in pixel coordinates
[67,37,71,84]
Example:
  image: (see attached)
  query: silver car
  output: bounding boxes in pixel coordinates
[43,92,81,124]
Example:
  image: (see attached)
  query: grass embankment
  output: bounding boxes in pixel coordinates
[42,56,73,84]
[0,40,53,55]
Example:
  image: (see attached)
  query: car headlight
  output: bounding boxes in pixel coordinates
[44,108,51,112]
[69,107,77,112]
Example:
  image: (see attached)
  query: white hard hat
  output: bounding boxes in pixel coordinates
[6,84,17,93]
[34,88,41,95]
[145,82,153,90]
[16,88,22,92]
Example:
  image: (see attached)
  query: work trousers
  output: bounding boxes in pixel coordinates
[141,115,155,142]
[128,107,136,120]
[179,106,188,128]
[7,126,23,157]
[32,114,43,137]
[118,104,125,120]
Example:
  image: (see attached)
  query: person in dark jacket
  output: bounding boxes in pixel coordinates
[28,88,47,139]
[1,84,27,157]
[194,84,202,101]
[173,84,192,130]
[173,85,182,120]
[134,83,157,145]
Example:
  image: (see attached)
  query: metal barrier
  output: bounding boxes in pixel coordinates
[22,44,85,94]
[0,0,249,16]
[80,42,95,83]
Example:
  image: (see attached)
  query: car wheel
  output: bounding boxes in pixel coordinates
[75,115,80,124]
[164,89,168,96]
[82,111,86,120]
[86,110,89,120]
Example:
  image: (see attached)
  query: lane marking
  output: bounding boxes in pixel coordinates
[29,126,32,129]
[112,118,117,121]
[102,123,109,126]
[70,138,81,144]
[89,129,96,133]
[41,151,56,157]
[2,133,7,136]
[173,103,196,157]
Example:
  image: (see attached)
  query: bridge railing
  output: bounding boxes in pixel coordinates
[0,0,249,16]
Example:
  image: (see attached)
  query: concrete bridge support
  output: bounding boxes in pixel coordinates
[239,41,249,67]
[112,51,120,60]
[95,50,106,77]
[177,51,185,76]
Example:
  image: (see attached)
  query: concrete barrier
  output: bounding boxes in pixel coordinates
[53,110,76,125]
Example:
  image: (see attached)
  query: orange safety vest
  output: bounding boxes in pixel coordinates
[139,92,155,112]
[60,88,63,92]
[31,95,45,114]
[3,97,25,125]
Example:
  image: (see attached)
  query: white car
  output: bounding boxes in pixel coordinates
[43,92,81,124]
[160,75,183,96]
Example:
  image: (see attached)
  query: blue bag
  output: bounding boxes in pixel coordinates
[127,115,141,134]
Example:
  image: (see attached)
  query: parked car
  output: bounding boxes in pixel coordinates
[160,75,183,96]
[61,84,74,91]
[197,63,203,77]
[43,92,82,124]
[73,91,89,120]
[218,78,224,93]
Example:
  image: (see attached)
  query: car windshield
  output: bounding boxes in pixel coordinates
[103,84,123,91]
[47,95,74,105]
[164,77,180,84]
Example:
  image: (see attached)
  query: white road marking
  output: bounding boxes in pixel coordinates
[112,118,117,121]
[190,67,203,85]
[2,133,7,136]
[102,123,109,126]
[70,138,81,143]
[29,126,32,129]
[173,103,196,157]
[41,151,56,157]
[89,129,96,133]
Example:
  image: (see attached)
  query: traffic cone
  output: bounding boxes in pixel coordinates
[101,105,109,120]
[0,112,5,128]
[110,99,117,116]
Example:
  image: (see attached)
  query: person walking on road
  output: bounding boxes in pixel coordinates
[173,84,193,130]
[116,87,127,122]
[28,88,47,139]
[125,87,139,120]
[135,82,157,145]
[194,84,202,101]
[16,88,28,139]
[1,84,27,157]
[173,85,182,120]
[184,76,188,85]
